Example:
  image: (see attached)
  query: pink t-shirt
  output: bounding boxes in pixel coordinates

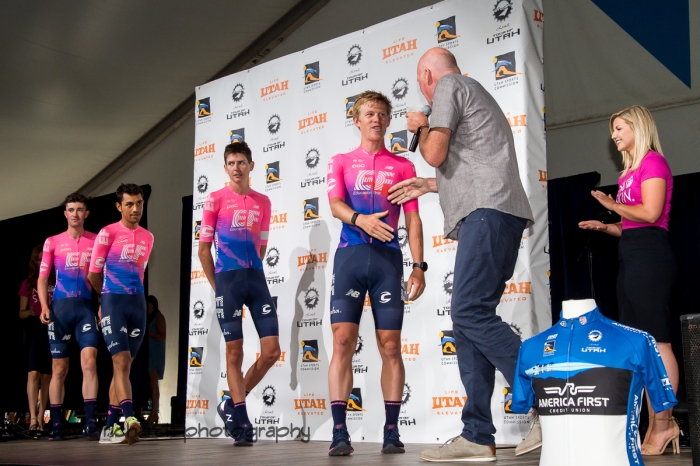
[616,151,673,230]
[19,280,42,316]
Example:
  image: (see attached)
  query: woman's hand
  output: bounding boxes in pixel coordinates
[591,190,617,211]
[578,220,608,232]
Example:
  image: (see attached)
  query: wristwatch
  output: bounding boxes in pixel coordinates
[412,262,428,272]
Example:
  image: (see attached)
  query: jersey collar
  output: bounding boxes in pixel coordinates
[557,307,602,328]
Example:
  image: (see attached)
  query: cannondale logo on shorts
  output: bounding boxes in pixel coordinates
[354,170,373,191]
[262,304,272,315]
[379,292,391,304]
[130,328,141,338]
[82,324,91,332]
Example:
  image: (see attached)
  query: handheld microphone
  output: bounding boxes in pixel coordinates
[407,105,432,152]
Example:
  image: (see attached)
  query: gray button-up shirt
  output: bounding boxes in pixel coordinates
[429,74,534,239]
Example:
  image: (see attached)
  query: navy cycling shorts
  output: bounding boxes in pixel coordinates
[330,243,404,330]
[100,294,146,357]
[48,298,99,358]
[215,268,279,342]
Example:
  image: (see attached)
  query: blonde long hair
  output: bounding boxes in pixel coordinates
[609,105,664,176]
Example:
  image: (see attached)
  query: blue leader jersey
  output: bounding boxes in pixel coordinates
[511,308,676,466]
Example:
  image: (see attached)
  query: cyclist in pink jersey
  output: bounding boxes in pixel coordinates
[37,193,100,441]
[326,91,426,456]
[199,141,280,446]
[88,184,153,445]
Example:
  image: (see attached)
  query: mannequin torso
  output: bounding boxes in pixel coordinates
[561,299,597,319]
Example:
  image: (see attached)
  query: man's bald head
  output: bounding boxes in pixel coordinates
[416,47,461,102]
[418,47,461,75]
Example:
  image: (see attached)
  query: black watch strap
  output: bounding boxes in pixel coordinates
[413,262,428,272]
[351,212,359,225]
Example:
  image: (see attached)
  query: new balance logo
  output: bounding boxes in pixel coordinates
[543,383,596,396]
[233,309,242,318]
[346,289,360,298]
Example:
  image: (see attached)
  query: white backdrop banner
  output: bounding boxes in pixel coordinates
[187,0,548,446]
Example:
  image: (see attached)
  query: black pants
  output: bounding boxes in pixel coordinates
[618,227,676,343]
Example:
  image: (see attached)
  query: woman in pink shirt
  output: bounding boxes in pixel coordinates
[18,245,53,433]
[579,105,678,456]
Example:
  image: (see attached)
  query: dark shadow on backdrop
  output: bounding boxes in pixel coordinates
[0,185,151,415]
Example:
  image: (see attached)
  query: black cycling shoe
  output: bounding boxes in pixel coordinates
[329,426,354,456]
[381,424,405,454]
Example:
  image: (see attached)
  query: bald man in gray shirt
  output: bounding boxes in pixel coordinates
[389,47,538,462]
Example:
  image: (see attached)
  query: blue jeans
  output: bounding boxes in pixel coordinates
[451,209,527,446]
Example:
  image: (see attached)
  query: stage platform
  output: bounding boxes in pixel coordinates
[0,438,693,465]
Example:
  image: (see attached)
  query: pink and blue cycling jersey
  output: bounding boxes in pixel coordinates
[199,187,271,273]
[88,221,154,295]
[327,146,419,250]
[39,231,97,300]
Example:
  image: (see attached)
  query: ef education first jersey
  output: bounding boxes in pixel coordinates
[200,187,270,273]
[40,231,97,300]
[511,308,676,466]
[88,221,154,295]
[327,146,418,250]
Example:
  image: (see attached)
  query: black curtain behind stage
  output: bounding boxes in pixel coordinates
[548,172,700,391]
[1,185,151,416]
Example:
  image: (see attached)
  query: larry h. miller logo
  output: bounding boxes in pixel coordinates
[265,162,282,184]
[229,128,245,143]
[443,271,454,295]
[345,95,360,119]
[347,45,362,66]
[439,330,457,355]
[265,247,280,268]
[189,347,204,367]
[304,287,320,310]
[402,383,411,405]
[397,226,408,250]
[197,175,208,194]
[391,78,409,101]
[305,148,320,169]
[267,115,281,134]
[262,385,276,407]
[302,198,321,221]
[196,98,211,118]
[192,300,205,321]
[232,83,245,102]
[389,131,408,155]
[301,340,321,362]
[494,52,522,80]
[304,62,322,85]
[436,16,460,43]
[493,0,513,22]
